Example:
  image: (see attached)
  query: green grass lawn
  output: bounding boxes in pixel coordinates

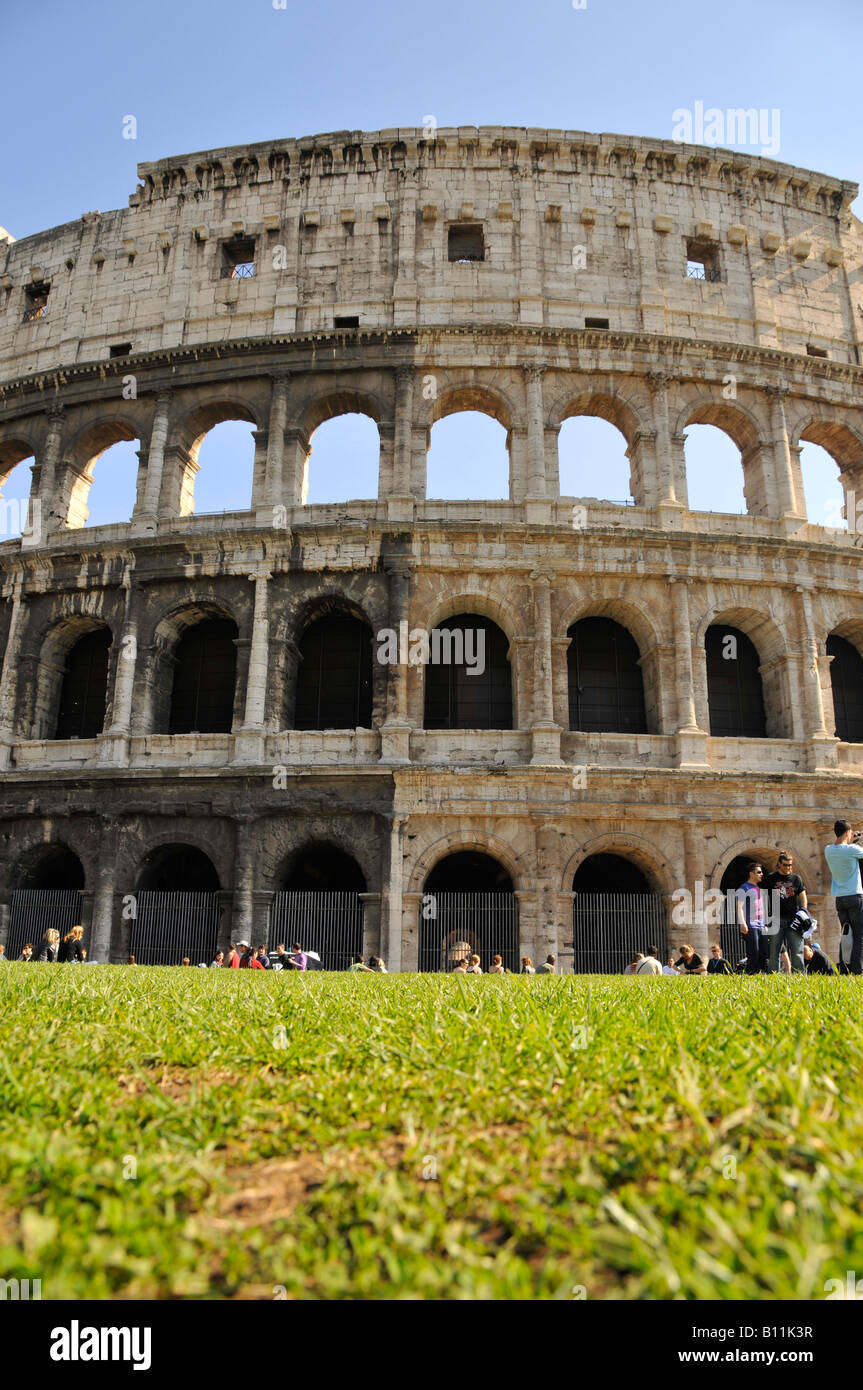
[0,966,861,1300]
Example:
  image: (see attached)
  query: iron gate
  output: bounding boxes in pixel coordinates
[131,892,221,966]
[267,892,364,971]
[418,892,519,973]
[7,890,83,960]
[572,893,667,974]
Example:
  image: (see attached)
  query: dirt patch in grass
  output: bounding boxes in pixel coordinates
[116,1067,243,1099]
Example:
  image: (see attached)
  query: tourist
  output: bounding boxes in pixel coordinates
[635,947,662,975]
[0,945,6,964]
[368,955,388,972]
[466,954,483,974]
[349,953,374,973]
[58,925,85,963]
[452,958,468,974]
[274,943,292,969]
[804,941,837,975]
[32,929,60,962]
[536,954,556,975]
[706,944,733,975]
[237,941,264,969]
[824,820,863,974]
[284,942,307,971]
[225,943,239,968]
[210,950,224,968]
[674,944,706,974]
[181,957,191,966]
[127,955,137,966]
[19,944,33,962]
[662,955,678,976]
[623,952,642,975]
[521,956,535,974]
[255,944,272,969]
[735,861,770,974]
[763,850,807,974]
[488,954,506,974]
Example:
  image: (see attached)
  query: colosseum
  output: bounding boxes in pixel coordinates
[1,125,862,971]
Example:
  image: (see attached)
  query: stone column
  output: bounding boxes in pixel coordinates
[133,389,172,532]
[677,820,709,960]
[381,815,407,971]
[232,815,257,943]
[389,367,416,519]
[523,364,548,498]
[101,566,139,766]
[89,817,118,963]
[23,404,64,546]
[264,373,289,515]
[766,386,803,524]
[0,575,27,769]
[283,427,312,506]
[647,371,684,515]
[669,578,709,768]
[235,568,272,763]
[380,563,411,763]
[796,586,839,769]
[530,569,562,764]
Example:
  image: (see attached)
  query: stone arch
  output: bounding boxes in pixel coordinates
[175,398,259,459]
[559,595,665,735]
[298,388,385,439]
[696,604,788,739]
[407,830,529,895]
[553,390,644,446]
[0,434,38,488]
[677,399,763,517]
[133,840,222,892]
[561,833,674,895]
[142,599,241,736]
[794,417,863,529]
[705,836,818,895]
[426,383,515,432]
[257,819,380,895]
[274,839,369,893]
[29,611,115,741]
[10,839,87,890]
[59,417,142,529]
[424,383,514,501]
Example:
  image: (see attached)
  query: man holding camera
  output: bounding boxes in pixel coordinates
[824,821,863,975]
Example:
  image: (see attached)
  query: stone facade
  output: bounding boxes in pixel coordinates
[1,127,862,965]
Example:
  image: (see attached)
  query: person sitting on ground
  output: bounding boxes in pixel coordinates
[674,944,706,974]
[635,946,662,975]
[349,953,374,973]
[452,958,469,974]
[488,954,506,974]
[255,944,272,969]
[127,955,137,966]
[623,952,643,975]
[662,955,678,976]
[225,943,239,968]
[210,951,224,968]
[804,941,837,975]
[181,957,191,967]
[274,943,292,969]
[284,942,307,971]
[706,943,733,975]
[19,943,34,962]
[465,954,483,974]
[368,955,388,972]
[58,925,85,963]
[32,929,61,963]
[0,945,6,964]
[536,954,556,975]
[521,956,535,974]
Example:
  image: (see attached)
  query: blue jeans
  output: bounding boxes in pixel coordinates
[835,895,863,975]
[768,921,806,974]
[744,929,770,974]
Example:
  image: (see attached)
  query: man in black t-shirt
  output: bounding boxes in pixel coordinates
[763,851,807,974]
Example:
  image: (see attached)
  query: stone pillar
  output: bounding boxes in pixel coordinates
[380,564,411,764]
[0,576,27,769]
[389,367,416,519]
[101,567,139,766]
[89,818,118,963]
[133,389,172,531]
[232,816,257,943]
[677,820,709,960]
[647,371,684,517]
[264,373,289,514]
[235,568,271,762]
[381,816,407,971]
[766,386,803,524]
[522,365,550,518]
[284,427,312,506]
[359,892,382,960]
[670,578,709,767]
[796,586,839,769]
[23,404,64,546]
[530,570,562,764]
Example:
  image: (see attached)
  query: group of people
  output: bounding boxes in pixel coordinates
[0,925,87,964]
[448,953,557,974]
[625,939,837,976]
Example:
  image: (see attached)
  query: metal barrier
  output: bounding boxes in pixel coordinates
[572,893,668,973]
[267,892,364,971]
[418,892,519,972]
[131,892,221,966]
[7,890,83,959]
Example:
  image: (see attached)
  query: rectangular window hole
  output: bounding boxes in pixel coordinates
[23,282,50,322]
[109,343,132,358]
[334,316,360,329]
[806,344,828,358]
[221,236,256,279]
[448,224,484,262]
[685,238,721,282]
[585,317,609,329]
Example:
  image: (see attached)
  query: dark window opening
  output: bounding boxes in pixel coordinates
[169,618,238,734]
[334,315,359,329]
[806,345,829,358]
[135,844,221,892]
[567,618,647,733]
[221,236,256,279]
[54,629,112,740]
[705,625,766,737]
[585,317,609,329]
[23,282,50,322]
[448,224,484,263]
[109,343,132,358]
[827,635,863,742]
[294,615,373,730]
[423,614,512,730]
[685,239,721,282]
[280,844,367,894]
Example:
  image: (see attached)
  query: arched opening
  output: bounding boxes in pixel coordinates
[269,844,367,970]
[7,844,85,961]
[827,634,863,742]
[572,853,665,973]
[53,627,112,740]
[169,617,238,734]
[420,850,517,972]
[705,625,766,738]
[294,613,373,729]
[558,417,633,504]
[799,440,846,530]
[426,411,510,500]
[717,849,778,964]
[132,844,222,966]
[423,613,512,729]
[684,423,747,515]
[306,414,379,503]
[194,420,256,514]
[567,617,647,733]
[83,439,140,527]
[0,450,36,542]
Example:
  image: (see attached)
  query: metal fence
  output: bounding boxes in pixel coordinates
[7,890,83,959]
[418,892,520,973]
[130,892,221,966]
[572,893,668,973]
[267,892,364,971]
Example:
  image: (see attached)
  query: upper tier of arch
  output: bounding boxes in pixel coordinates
[1,126,861,385]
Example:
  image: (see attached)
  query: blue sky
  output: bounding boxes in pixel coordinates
[1,0,860,532]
